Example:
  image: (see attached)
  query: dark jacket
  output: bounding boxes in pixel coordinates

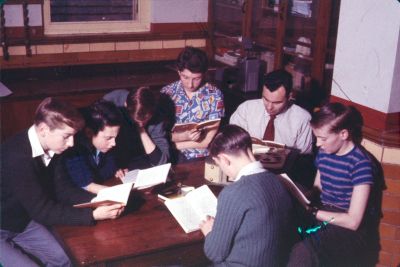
[0,130,95,233]
[62,132,118,188]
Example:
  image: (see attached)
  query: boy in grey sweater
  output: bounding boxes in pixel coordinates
[200,125,294,267]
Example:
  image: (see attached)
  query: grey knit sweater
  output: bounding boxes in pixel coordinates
[204,171,294,267]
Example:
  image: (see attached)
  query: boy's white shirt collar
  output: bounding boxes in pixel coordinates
[28,125,55,166]
[234,161,265,182]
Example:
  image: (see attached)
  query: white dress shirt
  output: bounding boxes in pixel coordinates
[230,99,313,154]
[28,125,55,166]
[234,161,265,182]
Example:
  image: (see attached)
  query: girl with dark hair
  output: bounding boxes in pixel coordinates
[103,87,170,170]
[61,100,124,194]
[161,46,224,162]
[288,102,380,267]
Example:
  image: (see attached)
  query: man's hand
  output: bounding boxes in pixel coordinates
[92,204,125,220]
[115,169,128,180]
[199,215,214,236]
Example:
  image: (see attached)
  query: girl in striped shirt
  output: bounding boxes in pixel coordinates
[288,102,381,267]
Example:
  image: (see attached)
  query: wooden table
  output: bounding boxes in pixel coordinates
[53,161,214,267]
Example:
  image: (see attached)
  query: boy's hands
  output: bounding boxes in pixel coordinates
[92,204,125,220]
[200,215,214,236]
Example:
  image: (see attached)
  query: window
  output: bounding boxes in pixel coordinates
[43,0,150,35]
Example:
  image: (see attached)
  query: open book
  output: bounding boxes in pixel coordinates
[251,137,289,169]
[74,182,134,208]
[121,163,171,190]
[278,173,310,208]
[171,119,220,133]
[160,185,217,233]
[251,137,285,153]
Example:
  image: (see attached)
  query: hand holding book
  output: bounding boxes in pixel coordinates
[160,185,217,233]
[172,119,221,133]
[74,163,171,208]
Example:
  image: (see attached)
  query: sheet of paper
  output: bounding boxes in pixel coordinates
[133,163,171,189]
[121,169,139,184]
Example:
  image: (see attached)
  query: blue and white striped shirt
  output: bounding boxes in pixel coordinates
[316,146,373,211]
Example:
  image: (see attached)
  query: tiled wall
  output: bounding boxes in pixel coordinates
[0,39,206,57]
[363,139,400,267]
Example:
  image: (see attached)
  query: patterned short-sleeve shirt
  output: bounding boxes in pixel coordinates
[161,80,224,159]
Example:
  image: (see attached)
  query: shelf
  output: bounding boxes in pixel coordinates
[283,50,313,61]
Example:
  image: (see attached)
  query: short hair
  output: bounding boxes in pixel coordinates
[310,102,364,144]
[176,46,208,74]
[82,100,122,135]
[209,125,252,157]
[263,69,293,96]
[126,87,157,125]
[34,97,84,131]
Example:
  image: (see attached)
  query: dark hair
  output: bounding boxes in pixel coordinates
[82,100,122,135]
[176,46,208,74]
[126,87,157,126]
[263,69,293,96]
[34,97,84,131]
[209,125,252,157]
[310,102,364,144]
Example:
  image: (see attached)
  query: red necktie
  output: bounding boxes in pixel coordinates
[263,115,276,141]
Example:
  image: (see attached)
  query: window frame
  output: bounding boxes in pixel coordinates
[43,0,151,35]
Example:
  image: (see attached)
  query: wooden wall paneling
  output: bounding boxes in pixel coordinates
[1,3,10,60]
[151,22,208,35]
[5,26,44,43]
[274,0,288,69]
[311,0,332,88]
[4,24,207,46]
[0,98,41,140]
[0,48,185,69]
[242,0,254,38]
[5,0,43,4]
[330,95,400,148]
[1,92,105,142]
[22,1,33,57]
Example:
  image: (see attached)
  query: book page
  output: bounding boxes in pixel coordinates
[133,163,171,189]
[74,182,133,208]
[185,185,217,221]
[171,122,197,133]
[278,173,310,207]
[73,200,122,209]
[252,144,271,154]
[94,182,133,203]
[251,137,285,149]
[121,169,139,184]
[164,197,203,233]
[196,119,221,131]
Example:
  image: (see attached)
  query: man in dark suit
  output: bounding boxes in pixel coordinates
[0,97,124,267]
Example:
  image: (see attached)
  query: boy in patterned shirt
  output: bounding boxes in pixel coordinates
[161,46,224,162]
